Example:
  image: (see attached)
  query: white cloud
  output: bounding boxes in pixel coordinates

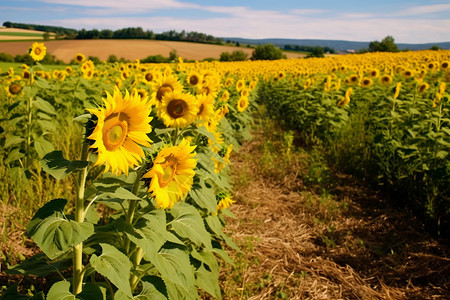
[290,9,327,15]
[391,3,450,17]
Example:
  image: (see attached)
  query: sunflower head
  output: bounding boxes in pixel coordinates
[87,87,153,176]
[29,42,46,62]
[151,75,183,107]
[417,82,430,93]
[157,91,199,128]
[187,71,202,87]
[360,77,373,88]
[142,139,197,209]
[237,96,249,112]
[380,74,393,85]
[195,93,215,123]
[5,81,23,97]
[75,53,85,64]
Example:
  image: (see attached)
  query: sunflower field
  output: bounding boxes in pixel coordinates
[0,42,449,298]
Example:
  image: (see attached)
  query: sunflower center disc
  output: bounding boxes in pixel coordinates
[34,48,41,55]
[103,113,129,151]
[10,83,22,95]
[167,99,188,119]
[156,85,173,102]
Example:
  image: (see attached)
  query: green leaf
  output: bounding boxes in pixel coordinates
[36,119,57,132]
[41,150,89,180]
[188,180,217,213]
[132,281,167,300]
[77,283,107,300]
[152,247,195,297]
[28,216,94,260]
[33,97,57,115]
[125,210,168,261]
[46,281,75,300]
[6,253,70,277]
[90,243,132,298]
[5,135,24,148]
[34,137,55,158]
[169,202,211,248]
[5,148,25,164]
[195,264,221,299]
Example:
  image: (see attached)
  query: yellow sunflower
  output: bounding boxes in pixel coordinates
[219,90,230,102]
[29,42,46,62]
[5,81,24,98]
[380,74,393,85]
[87,87,153,176]
[360,77,373,88]
[187,71,202,87]
[236,79,245,92]
[417,82,429,93]
[338,87,352,106]
[237,96,249,112]
[142,139,197,209]
[216,194,235,212]
[157,91,199,128]
[195,93,215,123]
[393,82,401,99]
[151,75,183,107]
[75,53,85,64]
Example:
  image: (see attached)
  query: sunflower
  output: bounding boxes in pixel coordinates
[393,82,401,99]
[236,79,245,92]
[368,69,379,78]
[195,93,215,123]
[213,144,233,173]
[21,70,31,81]
[224,77,234,87]
[338,87,352,106]
[157,91,199,128]
[87,87,153,176]
[219,90,230,102]
[187,71,202,87]
[360,77,373,88]
[29,42,46,62]
[142,139,197,209]
[417,82,429,93]
[75,53,85,63]
[237,96,249,112]
[240,88,249,98]
[402,69,414,79]
[249,80,257,91]
[5,81,24,97]
[142,70,158,84]
[380,74,393,85]
[440,61,450,71]
[216,193,235,212]
[151,75,183,107]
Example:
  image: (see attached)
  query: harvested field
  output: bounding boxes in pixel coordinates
[0,28,51,40]
[0,39,304,62]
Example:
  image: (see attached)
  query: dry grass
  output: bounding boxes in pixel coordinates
[0,39,304,62]
[220,128,450,299]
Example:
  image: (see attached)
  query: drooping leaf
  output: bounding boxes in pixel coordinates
[90,243,133,298]
[195,264,222,299]
[169,202,211,248]
[41,150,89,180]
[33,97,57,115]
[6,253,70,277]
[34,137,55,158]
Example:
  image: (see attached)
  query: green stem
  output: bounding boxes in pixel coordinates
[25,95,33,169]
[72,141,90,295]
[172,127,179,145]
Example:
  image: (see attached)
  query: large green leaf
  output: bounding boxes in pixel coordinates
[169,202,211,248]
[6,253,70,277]
[188,180,217,213]
[28,216,94,260]
[41,150,89,180]
[34,137,55,158]
[152,247,196,299]
[115,281,167,300]
[90,243,132,298]
[33,97,57,115]
[46,281,75,300]
[195,264,221,299]
[125,210,169,261]
[4,135,24,148]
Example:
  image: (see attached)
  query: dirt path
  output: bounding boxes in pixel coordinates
[220,129,450,299]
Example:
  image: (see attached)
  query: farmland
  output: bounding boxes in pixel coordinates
[0,39,303,62]
[0,42,449,299]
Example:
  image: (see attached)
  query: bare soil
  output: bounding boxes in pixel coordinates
[220,129,450,299]
[0,39,303,62]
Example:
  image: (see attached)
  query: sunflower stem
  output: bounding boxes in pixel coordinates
[73,140,90,295]
[172,127,179,145]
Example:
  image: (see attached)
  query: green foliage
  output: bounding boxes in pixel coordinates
[251,44,286,60]
[368,35,399,52]
[220,50,248,62]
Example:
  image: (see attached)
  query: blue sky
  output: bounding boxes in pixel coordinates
[1,0,450,43]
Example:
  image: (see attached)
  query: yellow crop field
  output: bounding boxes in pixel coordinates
[0,42,449,299]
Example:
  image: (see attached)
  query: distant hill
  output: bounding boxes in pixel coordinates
[222,37,450,52]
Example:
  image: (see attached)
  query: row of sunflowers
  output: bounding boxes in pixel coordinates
[1,42,258,299]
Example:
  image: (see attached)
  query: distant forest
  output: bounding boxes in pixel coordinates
[3,21,223,45]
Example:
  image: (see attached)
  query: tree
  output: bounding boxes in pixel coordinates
[251,44,285,60]
[306,47,324,58]
[369,35,399,52]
